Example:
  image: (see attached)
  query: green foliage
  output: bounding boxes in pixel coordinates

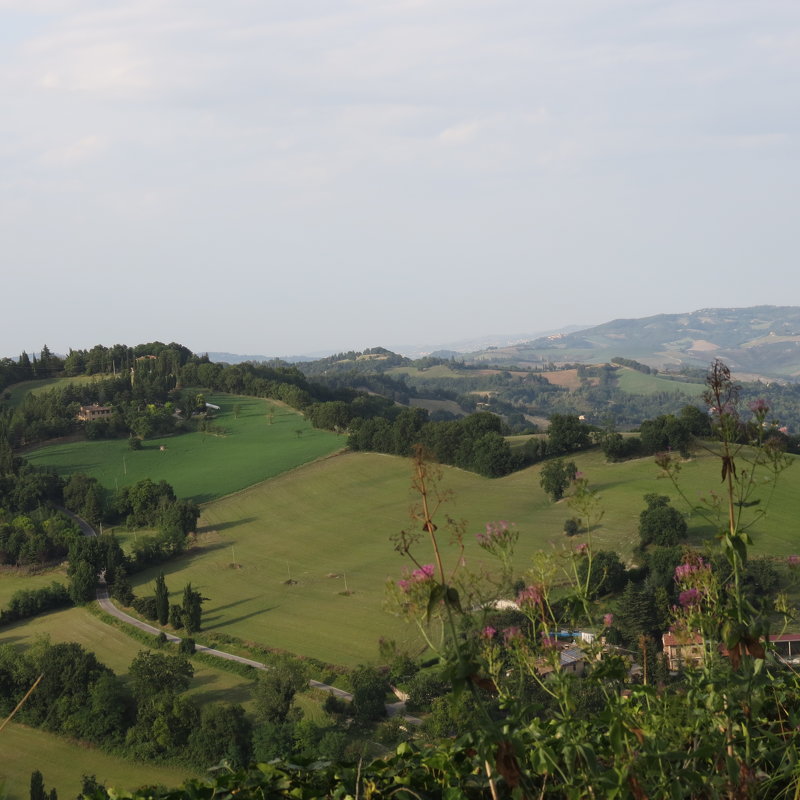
[538,457,577,501]
[252,660,306,724]
[0,582,71,625]
[153,572,169,626]
[188,704,252,769]
[128,650,194,700]
[350,665,389,723]
[638,493,688,547]
[563,517,580,536]
[546,413,592,454]
[577,549,627,598]
[29,770,46,800]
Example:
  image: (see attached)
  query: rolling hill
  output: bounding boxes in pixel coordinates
[465,306,800,379]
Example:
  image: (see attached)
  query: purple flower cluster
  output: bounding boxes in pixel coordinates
[674,560,707,582]
[476,520,515,547]
[788,555,800,567]
[503,626,522,643]
[516,584,543,608]
[748,399,769,415]
[678,588,702,608]
[481,626,497,640]
[397,563,435,593]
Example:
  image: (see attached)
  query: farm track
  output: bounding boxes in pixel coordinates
[65,509,420,723]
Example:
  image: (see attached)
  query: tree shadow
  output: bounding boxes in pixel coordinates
[196,518,258,533]
[205,607,277,629]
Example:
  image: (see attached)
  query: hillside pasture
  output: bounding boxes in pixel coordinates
[0,567,68,609]
[386,365,465,380]
[24,394,344,502]
[1,606,258,710]
[616,367,705,397]
[126,447,800,666]
[408,398,466,417]
[0,723,194,800]
[539,369,582,390]
[3,375,107,409]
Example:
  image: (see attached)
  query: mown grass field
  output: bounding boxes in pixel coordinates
[1,606,258,710]
[386,365,465,380]
[0,723,195,800]
[0,567,68,609]
[616,367,705,397]
[3,375,108,409]
[126,447,800,667]
[24,394,344,503]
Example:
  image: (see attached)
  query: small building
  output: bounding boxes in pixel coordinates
[663,631,800,671]
[662,631,705,672]
[77,404,113,422]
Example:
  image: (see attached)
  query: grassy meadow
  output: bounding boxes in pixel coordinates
[0,567,68,609]
[125,447,800,667]
[615,367,706,397]
[0,606,259,708]
[0,723,195,800]
[24,394,344,503]
[2,375,108,409]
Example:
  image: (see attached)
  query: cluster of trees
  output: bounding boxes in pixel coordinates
[610,356,657,374]
[0,639,250,768]
[0,582,71,625]
[349,409,518,477]
[0,508,82,566]
[130,574,206,634]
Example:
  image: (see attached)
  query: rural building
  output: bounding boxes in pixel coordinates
[76,404,113,422]
[663,631,800,671]
[662,632,705,671]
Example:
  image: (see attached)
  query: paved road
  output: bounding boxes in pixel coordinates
[66,508,419,720]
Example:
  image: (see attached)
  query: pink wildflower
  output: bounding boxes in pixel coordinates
[397,564,435,593]
[576,543,589,555]
[679,588,701,608]
[788,555,800,567]
[780,426,789,434]
[481,626,497,640]
[675,560,706,582]
[516,585,543,607]
[411,564,435,581]
[749,399,769,414]
[603,613,614,628]
[503,626,522,644]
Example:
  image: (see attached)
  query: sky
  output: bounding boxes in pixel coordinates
[2,0,799,358]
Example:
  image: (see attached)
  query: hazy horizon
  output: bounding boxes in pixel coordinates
[3,2,798,357]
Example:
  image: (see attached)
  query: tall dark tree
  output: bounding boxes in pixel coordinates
[182,583,206,634]
[154,572,169,626]
[30,770,46,800]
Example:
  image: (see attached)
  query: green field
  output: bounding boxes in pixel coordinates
[616,367,706,397]
[2,375,108,409]
[1,606,258,709]
[0,567,68,609]
[125,447,800,666]
[386,365,465,379]
[25,395,344,503]
[0,723,195,800]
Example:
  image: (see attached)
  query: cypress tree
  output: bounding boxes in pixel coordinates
[154,572,169,626]
[29,771,46,800]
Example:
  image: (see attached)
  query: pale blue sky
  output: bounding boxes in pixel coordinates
[2,1,798,358]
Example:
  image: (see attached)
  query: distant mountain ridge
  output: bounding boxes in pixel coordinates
[464,306,800,380]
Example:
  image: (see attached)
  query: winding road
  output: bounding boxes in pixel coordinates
[67,510,418,720]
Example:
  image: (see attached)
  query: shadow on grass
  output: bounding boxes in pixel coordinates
[196,518,258,534]
[206,597,259,615]
[205,607,278,629]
